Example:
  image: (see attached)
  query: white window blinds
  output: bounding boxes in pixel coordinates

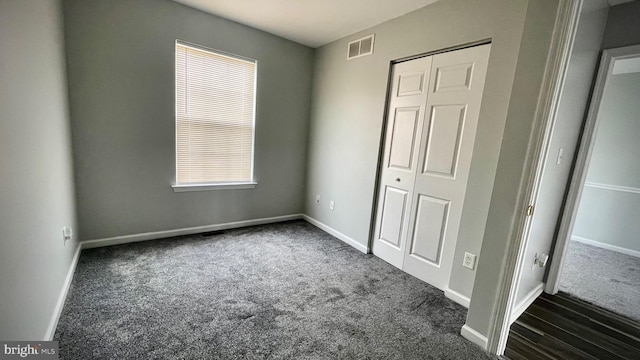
[175,41,256,185]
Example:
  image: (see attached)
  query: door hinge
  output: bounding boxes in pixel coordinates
[526,205,534,217]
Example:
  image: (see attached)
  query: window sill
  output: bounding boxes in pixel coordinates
[171,182,257,192]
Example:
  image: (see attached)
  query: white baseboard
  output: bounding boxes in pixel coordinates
[301,215,368,253]
[509,283,544,324]
[572,236,640,258]
[461,324,488,350]
[445,288,470,308]
[45,213,362,338]
[44,243,82,340]
[81,214,303,249]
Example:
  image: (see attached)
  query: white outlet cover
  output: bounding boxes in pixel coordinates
[63,226,73,241]
[463,252,476,270]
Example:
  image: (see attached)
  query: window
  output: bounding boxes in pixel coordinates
[173,41,257,191]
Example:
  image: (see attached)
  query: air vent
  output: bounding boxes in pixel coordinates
[347,34,375,60]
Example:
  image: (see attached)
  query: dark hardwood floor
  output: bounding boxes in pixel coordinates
[505,292,640,360]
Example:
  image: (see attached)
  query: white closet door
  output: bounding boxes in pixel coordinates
[402,44,491,290]
[373,44,491,292]
[372,56,432,269]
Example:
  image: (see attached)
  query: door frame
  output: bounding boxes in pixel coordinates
[486,0,583,354]
[545,43,640,294]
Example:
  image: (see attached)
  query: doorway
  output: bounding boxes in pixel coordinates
[504,43,640,360]
[372,44,491,291]
[552,45,640,322]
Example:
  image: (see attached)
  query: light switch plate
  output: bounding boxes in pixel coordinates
[63,226,73,244]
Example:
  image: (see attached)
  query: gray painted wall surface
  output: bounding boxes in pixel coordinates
[305,0,530,305]
[587,73,640,188]
[465,0,557,336]
[514,0,608,310]
[602,0,640,49]
[573,72,640,252]
[573,187,640,252]
[63,0,314,241]
[0,0,78,340]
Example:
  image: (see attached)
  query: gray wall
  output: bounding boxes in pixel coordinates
[602,0,640,49]
[573,72,640,253]
[464,0,557,336]
[63,0,314,241]
[305,0,530,302]
[586,73,640,189]
[305,0,559,339]
[514,0,609,309]
[0,0,78,340]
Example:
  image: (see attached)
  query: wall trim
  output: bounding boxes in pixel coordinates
[509,283,544,325]
[445,288,470,308]
[81,214,303,249]
[572,235,640,258]
[44,243,82,340]
[461,324,488,350]
[584,182,640,195]
[302,215,369,253]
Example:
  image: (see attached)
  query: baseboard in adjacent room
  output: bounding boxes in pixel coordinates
[81,214,303,249]
[302,215,368,254]
[44,243,82,340]
[571,236,640,258]
[445,287,470,308]
[461,324,488,350]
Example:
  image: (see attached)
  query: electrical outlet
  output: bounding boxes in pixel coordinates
[315,195,320,206]
[329,200,335,211]
[62,226,73,245]
[463,252,476,270]
[533,252,549,270]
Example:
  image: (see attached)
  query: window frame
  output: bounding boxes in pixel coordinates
[172,40,258,192]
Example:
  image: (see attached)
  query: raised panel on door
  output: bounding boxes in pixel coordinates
[434,62,474,92]
[423,105,467,178]
[373,56,432,269]
[398,72,426,96]
[378,186,409,249]
[409,195,450,264]
[388,107,420,170]
[403,44,491,290]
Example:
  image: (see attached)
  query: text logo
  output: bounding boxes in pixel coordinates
[0,342,58,359]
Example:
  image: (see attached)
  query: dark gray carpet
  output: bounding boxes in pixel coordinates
[560,240,640,322]
[54,220,495,359]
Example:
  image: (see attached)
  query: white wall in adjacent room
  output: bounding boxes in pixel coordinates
[573,72,640,254]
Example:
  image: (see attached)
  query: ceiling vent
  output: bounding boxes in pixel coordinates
[347,34,375,60]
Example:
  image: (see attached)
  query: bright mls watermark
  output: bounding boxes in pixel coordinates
[0,342,58,359]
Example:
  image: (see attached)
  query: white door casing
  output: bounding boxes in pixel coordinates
[373,44,491,291]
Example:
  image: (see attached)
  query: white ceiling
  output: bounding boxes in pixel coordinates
[173,0,440,48]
